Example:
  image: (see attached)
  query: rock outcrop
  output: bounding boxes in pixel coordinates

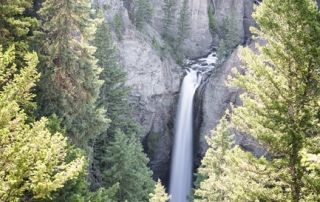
[212,0,256,46]
[118,28,181,180]
[149,0,212,58]
[93,0,182,180]
[198,40,266,162]
[92,0,261,180]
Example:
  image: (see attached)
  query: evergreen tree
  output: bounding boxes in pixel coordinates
[36,115,117,202]
[227,0,320,200]
[0,0,38,67]
[149,179,170,202]
[112,12,123,40]
[100,130,155,202]
[162,0,178,40]
[216,7,240,63]
[135,0,154,30]
[216,39,228,63]
[208,5,218,34]
[91,20,154,201]
[174,0,190,63]
[193,115,269,201]
[193,115,234,201]
[93,21,142,140]
[0,46,84,201]
[152,35,161,52]
[35,0,109,149]
[91,20,141,188]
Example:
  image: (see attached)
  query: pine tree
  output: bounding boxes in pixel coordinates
[0,0,38,67]
[91,20,143,191]
[149,179,170,202]
[216,7,240,63]
[0,46,84,201]
[35,0,109,149]
[208,5,218,34]
[227,0,320,200]
[100,130,155,202]
[93,21,139,138]
[35,115,117,202]
[162,0,178,40]
[135,0,154,30]
[193,115,234,201]
[112,13,123,40]
[193,116,273,201]
[174,0,190,63]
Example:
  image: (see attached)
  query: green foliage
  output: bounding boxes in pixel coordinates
[193,115,271,201]
[38,162,118,202]
[188,170,207,201]
[33,114,115,202]
[100,130,155,202]
[35,0,109,149]
[112,13,123,40]
[216,39,228,63]
[162,0,178,40]
[216,7,240,63]
[149,179,170,202]
[135,0,154,30]
[147,132,160,155]
[207,5,217,34]
[225,0,320,200]
[103,4,111,10]
[193,115,234,201]
[93,20,141,141]
[152,36,161,52]
[92,20,154,202]
[174,0,190,63]
[0,0,39,68]
[0,46,84,202]
[301,149,320,170]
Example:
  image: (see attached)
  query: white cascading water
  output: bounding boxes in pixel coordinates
[169,69,202,202]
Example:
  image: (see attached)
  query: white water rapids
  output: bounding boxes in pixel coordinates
[169,69,202,202]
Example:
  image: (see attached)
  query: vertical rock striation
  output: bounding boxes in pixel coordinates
[149,0,212,58]
[212,0,256,46]
[199,40,266,162]
[92,0,182,180]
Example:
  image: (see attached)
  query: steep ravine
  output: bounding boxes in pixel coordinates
[92,0,261,182]
[198,41,266,164]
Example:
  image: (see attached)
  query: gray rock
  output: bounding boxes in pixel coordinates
[149,0,213,58]
[184,0,213,58]
[92,0,183,180]
[92,0,262,179]
[118,28,182,179]
[212,0,256,46]
[199,39,266,161]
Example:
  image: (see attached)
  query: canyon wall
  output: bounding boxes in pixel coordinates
[92,0,258,180]
[198,40,266,162]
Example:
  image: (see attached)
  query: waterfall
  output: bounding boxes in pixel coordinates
[169,69,202,202]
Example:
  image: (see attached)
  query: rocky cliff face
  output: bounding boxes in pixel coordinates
[118,29,181,180]
[198,40,266,162]
[212,0,256,46]
[92,0,259,180]
[92,0,183,180]
[149,0,212,58]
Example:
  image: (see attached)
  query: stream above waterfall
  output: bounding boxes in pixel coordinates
[187,51,217,73]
